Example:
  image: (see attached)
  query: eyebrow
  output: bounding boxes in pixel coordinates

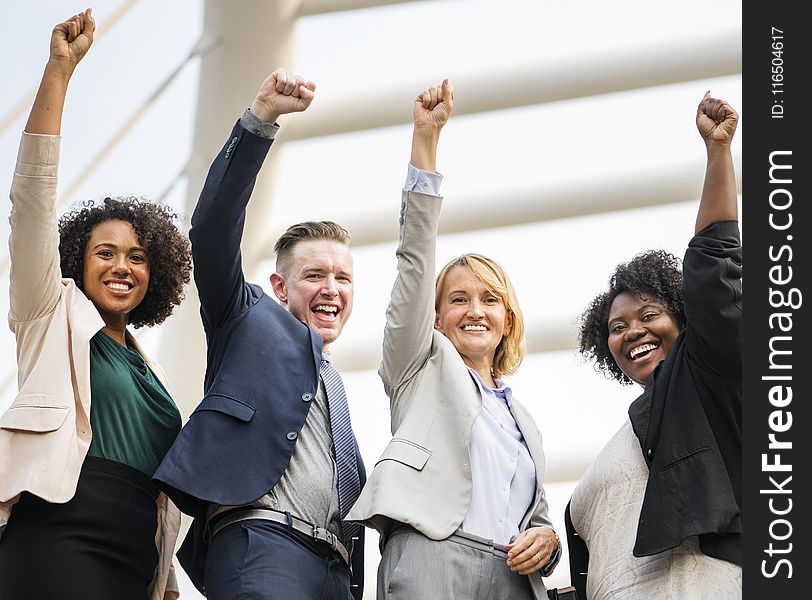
[90,242,147,253]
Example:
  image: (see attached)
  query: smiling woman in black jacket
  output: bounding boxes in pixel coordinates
[565,94,742,600]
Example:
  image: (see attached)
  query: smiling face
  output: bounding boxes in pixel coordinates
[607,291,682,387]
[270,239,354,349]
[434,265,513,375]
[82,219,150,333]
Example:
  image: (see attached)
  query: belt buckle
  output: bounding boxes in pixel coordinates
[312,524,338,551]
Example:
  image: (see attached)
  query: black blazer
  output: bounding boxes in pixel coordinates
[567,220,742,597]
[153,121,365,598]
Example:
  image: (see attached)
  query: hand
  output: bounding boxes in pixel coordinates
[505,526,559,576]
[413,78,454,130]
[250,68,316,124]
[696,92,738,147]
[49,8,95,72]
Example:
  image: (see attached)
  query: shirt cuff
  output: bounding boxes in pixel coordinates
[240,108,280,140]
[403,163,443,196]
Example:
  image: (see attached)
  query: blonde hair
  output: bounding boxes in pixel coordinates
[434,254,526,378]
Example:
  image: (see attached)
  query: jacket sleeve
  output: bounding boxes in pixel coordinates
[188,121,274,331]
[682,220,742,379]
[7,133,62,326]
[379,190,443,404]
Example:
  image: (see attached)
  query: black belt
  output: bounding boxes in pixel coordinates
[206,507,351,566]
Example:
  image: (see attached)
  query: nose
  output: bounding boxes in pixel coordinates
[320,275,338,297]
[466,299,485,318]
[624,322,646,342]
[111,254,131,275]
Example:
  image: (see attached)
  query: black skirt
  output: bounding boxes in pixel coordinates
[0,456,159,600]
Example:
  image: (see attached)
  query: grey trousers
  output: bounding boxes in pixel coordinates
[378,526,534,600]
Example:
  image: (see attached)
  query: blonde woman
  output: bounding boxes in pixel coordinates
[348,80,560,600]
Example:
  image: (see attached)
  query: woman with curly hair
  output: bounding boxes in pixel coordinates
[0,10,191,600]
[564,93,742,600]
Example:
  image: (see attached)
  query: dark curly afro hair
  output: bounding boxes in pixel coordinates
[58,196,192,328]
[578,249,686,385]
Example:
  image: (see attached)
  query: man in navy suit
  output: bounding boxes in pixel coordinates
[154,68,365,600]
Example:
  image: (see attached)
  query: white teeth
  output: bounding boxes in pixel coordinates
[630,343,658,359]
[463,325,487,331]
[314,305,337,313]
[107,282,130,291]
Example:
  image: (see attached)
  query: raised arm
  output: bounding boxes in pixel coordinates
[189,69,315,329]
[694,92,739,233]
[9,10,95,325]
[26,9,95,135]
[379,80,453,390]
[683,94,742,378]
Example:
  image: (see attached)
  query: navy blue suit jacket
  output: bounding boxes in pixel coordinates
[154,121,365,598]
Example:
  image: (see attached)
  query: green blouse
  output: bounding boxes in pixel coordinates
[86,331,182,476]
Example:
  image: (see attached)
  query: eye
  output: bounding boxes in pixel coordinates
[483,295,500,305]
[130,254,147,263]
[450,297,466,304]
[306,273,322,281]
[96,249,113,258]
[642,312,658,321]
[610,323,626,334]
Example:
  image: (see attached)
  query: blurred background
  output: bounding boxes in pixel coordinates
[1,0,741,596]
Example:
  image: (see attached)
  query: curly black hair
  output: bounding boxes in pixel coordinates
[578,249,686,385]
[58,196,192,328]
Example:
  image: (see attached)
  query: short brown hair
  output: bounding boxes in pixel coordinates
[273,221,350,274]
[434,253,526,379]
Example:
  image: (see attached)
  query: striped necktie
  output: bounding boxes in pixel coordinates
[320,358,361,549]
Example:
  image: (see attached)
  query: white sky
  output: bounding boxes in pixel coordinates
[1,1,742,596]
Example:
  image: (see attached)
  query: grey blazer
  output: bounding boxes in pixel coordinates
[346,190,554,599]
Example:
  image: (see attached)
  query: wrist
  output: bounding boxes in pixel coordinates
[44,58,76,80]
[250,98,280,125]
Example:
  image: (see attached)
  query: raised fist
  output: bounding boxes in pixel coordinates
[250,68,317,124]
[696,92,738,146]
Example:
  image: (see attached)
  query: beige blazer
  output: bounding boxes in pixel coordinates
[0,133,180,600]
[346,191,554,599]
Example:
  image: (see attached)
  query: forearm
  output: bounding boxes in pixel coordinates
[695,142,738,233]
[410,125,441,173]
[25,60,75,135]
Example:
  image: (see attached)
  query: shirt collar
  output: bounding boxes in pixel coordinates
[467,367,513,407]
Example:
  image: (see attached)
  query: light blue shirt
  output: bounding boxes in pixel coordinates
[462,369,536,545]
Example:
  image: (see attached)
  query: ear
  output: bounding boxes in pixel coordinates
[270,273,287,303]
[434,312,442,332]
[503,311,513,337]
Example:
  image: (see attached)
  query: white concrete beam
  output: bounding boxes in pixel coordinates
[281,29,741,141]
[298,0,427,17]
[258,154,742,258]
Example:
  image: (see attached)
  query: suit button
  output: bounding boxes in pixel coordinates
[301,393,313,402]
[287,431,298,441]
[647,448,653,459]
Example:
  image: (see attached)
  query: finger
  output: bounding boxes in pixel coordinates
[292,75,305,98]
[303,80,317,94]
[419,90,430,110]
[506,532,533,557]
[274,69,288,93]
[441,78,454,107]
[697,90,711,119]
[282,72,297,95]
[83,8,96,37]
[65,16,80,42]
[298,84,315,103]
[428,86,439,109]
[510,548,545,574]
